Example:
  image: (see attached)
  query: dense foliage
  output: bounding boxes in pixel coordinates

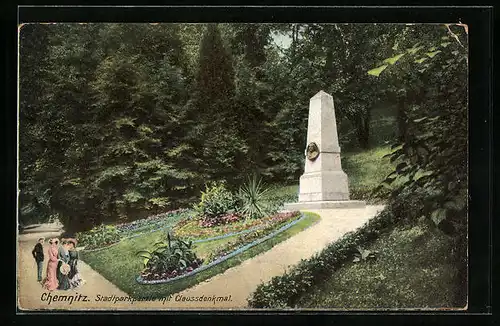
[137,231,203,281]
[371,24,468,234]
[76,224,121,250]
[248,192,466,308]
[248,23,468,308]
[193,181,239,222]
[19,23,467,240]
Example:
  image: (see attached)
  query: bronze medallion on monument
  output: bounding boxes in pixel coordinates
[306,142,320,161]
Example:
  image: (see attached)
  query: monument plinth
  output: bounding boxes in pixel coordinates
[284,90,365,210]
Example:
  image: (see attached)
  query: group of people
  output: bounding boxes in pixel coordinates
[32,237,85,291]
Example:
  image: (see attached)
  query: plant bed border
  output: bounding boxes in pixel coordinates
[116,209,190,234]
[82,211,300,253]
[80,211,189,252]
[191,225,262,244]
[136,212,306,285]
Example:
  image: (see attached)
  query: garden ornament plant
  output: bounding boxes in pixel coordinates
[193,181,239,222]
[136,230,203,281]
[238,174,271,219]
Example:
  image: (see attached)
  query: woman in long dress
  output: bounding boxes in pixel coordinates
[56,240,71,290]
[43,238,59,291]
[67,239,84,288]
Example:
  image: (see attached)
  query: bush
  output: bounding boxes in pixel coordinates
[137,232,203,281]
[193,182,239,222]
[247,205,399,308]
[76,224,121,250]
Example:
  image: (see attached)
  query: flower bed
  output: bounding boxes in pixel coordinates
[136,211,303,285]
[137,233,205,282]
[199,212,243,228]
[141,257,205,282]
[116,208,189,234]
[206,211,301,263]
[76,224,121,250]
[78,209,190,251]
[173,211,301,241]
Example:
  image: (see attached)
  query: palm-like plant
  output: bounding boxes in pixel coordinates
[238,174,271,219]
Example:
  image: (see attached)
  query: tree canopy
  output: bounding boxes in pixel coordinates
[18,23,467,233]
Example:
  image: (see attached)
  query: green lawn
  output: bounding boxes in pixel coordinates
[81,212,321,299]
[295,221,466,309]
[342,145,394,202]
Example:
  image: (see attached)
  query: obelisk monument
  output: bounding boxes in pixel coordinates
[284,90,365,210]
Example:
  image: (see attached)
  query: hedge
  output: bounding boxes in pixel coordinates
[247,206,399,308]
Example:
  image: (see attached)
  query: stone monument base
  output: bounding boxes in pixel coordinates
[283,200,366,211]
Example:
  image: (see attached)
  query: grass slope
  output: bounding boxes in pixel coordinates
[295,221,466,309]
[82,212,320,299]
[342,146,393,201]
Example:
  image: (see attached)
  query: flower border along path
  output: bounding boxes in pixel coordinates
[84,216,283,253]
[136,213,308,285]
[81,210,189,253]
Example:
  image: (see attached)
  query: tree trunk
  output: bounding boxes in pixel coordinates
[353,107,372,149]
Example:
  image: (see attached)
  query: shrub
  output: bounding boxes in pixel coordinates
[137,231,203,281]
[76,224,121,250]
[247,206,398,308]
[193,181,239,221]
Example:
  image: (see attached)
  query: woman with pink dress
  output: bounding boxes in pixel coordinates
[43,238,59,291]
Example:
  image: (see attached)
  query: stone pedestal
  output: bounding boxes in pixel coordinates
[284,90,366,211]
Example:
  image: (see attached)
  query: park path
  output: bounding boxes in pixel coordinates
[18,205,384,310]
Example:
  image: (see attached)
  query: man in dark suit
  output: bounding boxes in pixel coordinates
[32,237,45,282]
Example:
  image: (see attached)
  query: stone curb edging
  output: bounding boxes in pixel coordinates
[136,213,306,285]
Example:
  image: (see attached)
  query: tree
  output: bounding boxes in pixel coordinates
[187,24,248,184]
[372,24,468,233]
[18,23,201,232]
[18,24,53,225]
